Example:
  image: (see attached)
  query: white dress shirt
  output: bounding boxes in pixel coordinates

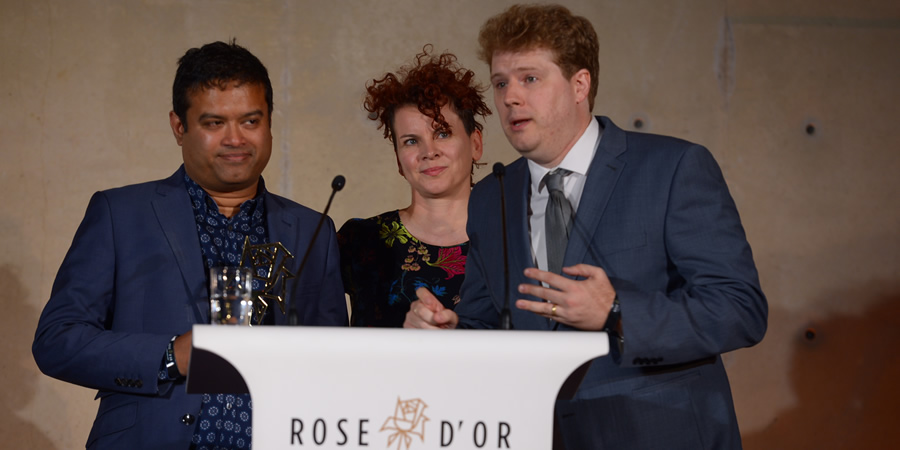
[527,118,602,273]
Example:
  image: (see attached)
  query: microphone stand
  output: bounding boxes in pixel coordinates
[493,163,513,330]
[288,175,345,325]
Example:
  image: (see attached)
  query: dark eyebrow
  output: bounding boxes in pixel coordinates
[240,110,264,119]
[197,109,264,122]
[398,133,421,141]
[197,113,225,122]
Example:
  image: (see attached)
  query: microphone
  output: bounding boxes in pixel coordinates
[493,163,513,330]
[288,175,346,325]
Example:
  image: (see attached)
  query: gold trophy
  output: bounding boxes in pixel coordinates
[239,236,295,325]
[240,175,345,325]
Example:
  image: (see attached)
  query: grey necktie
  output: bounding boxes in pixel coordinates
[543,169,573,275]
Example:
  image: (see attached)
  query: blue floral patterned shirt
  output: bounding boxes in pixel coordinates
[186,170,266,449]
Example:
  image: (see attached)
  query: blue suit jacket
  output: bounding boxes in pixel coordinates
[458,117,767,449]
[32,167,347,449]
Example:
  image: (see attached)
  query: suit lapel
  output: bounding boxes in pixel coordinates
[265,194,297,258]
[152,168,208,323]
[565,116,627,272]
[504,160,555,330]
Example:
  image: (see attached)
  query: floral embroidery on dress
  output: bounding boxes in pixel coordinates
[338,210,468,327]
[427,246,466,280]
[401,244,431,272]
[379,220,411,247]
[402,253,421,272]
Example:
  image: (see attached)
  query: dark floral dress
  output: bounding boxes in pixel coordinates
[337,210,468,327]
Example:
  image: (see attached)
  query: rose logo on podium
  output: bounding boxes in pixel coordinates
[380,397,429,449]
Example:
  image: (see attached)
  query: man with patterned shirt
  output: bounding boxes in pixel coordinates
[32,40,347,449]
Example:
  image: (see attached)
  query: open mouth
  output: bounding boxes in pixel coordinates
[510,119,530,130]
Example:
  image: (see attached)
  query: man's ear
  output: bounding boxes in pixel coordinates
[571,68,591,106]
[169,111,185,146]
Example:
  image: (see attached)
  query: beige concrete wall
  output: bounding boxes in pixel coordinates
[2,0,898,447]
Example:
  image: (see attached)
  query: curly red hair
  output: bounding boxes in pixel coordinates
[364,45,491,148]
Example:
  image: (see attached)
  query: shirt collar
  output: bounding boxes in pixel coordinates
[182,165,267,217]
[528,117,602,193]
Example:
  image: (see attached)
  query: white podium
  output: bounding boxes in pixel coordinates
[188,326,606,449]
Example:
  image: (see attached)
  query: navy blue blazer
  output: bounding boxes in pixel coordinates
[32,167,347,449]
[458,117,767,449]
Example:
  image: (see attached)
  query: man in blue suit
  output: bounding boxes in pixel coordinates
[32,41,347,449]
[405,4,767,449]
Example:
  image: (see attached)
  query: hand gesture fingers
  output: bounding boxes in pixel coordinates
[516,264,616,331]
[403,287,459,329]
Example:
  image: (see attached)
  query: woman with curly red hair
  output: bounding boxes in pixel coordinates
[338,46,491,327]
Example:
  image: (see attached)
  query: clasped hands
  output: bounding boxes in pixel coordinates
[403,263,616,331]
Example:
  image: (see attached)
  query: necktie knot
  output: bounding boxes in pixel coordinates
[542,169,570,194]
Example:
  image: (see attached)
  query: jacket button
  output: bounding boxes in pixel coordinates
[181,414,196,425]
